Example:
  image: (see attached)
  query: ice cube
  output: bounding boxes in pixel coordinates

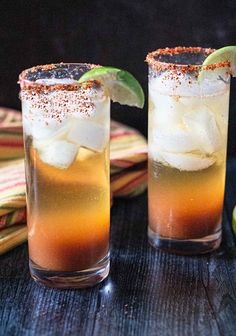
[149,89,186,127]
[67,119,109,152]
[179,96,201,109]
[204,91,230,136]
[153,128,198,153]
[31,117,68,140]
[38,140,78,169]
[150,149,215,171]
[22,101,68,140]
[92,96,110,123]
[22,115,31,137]
[149,72,227,97]
[67,86,110,121]
[148,145,166,163]
[33,124,68,150]
[183,107,222,154]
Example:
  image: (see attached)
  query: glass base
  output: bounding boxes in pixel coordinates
[29,253,110,289]
[148,227,221,255]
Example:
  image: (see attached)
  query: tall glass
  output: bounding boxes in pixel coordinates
[19,63,110,288]
[146,47,230,254]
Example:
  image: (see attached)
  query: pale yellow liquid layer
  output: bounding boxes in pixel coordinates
[148,159,225,239]
[25,138,110,271]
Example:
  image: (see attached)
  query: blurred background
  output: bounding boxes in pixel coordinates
[0,0,235,155]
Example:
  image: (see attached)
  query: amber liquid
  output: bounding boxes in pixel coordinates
[25,137,110,272]
[148,159,226,240]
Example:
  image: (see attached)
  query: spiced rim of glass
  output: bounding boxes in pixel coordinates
[19,62,101,91]
[146,47,230,74]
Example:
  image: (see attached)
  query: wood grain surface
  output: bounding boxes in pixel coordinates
[0,159,236,336]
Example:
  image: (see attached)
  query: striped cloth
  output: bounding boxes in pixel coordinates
[0,107,147,254]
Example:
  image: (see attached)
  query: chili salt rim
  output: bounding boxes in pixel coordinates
[18,62,100,92]
[19,63,105,120]
[146,47,230,73]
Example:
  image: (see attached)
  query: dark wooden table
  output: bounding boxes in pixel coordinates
[1,159,236,336]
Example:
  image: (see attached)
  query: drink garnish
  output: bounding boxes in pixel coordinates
[198,46,236,80]
[78,66,144,108]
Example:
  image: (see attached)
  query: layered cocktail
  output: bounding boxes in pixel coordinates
[19,62,144,287]
[19,64,110,287]
[146,47,231,254]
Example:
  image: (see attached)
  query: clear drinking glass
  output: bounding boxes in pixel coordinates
[19,63,110,288]
[146,47,231,254]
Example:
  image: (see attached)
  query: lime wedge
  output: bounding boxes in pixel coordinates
[198,46,236,80]
[78,66,144,108]
[233,206,236,234]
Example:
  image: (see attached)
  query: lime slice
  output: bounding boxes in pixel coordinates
[78,66,144,108]
[233,206,236,234]
[198,46,236,80]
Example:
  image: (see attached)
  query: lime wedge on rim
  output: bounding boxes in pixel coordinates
[78,66,145,108]
[198,46,236,80]
[233,206,236,234]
